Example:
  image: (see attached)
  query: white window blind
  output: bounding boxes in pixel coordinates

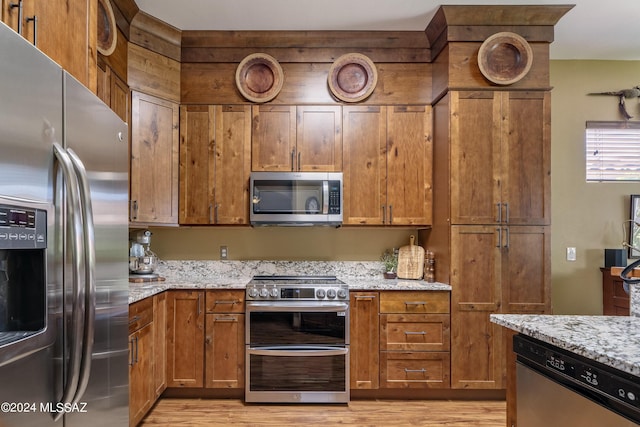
[586,121,640,182]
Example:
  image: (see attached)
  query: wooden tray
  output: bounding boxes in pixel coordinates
[397,235,425,280]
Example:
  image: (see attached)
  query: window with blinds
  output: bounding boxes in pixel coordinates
[586,121,640,182]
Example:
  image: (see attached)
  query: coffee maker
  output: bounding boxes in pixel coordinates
[129,230,158,277]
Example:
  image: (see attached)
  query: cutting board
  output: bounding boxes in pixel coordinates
[397,235,425,279]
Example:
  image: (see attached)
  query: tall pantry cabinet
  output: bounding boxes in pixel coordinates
[431,90,551,390]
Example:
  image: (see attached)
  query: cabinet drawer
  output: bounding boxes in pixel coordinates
[380,314,450,351]
[205,290,245,313]
[379,291,449,314]
[129,297,153,334]
[380,351,450,388]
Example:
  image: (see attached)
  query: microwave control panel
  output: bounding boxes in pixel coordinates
[328,181,341,214]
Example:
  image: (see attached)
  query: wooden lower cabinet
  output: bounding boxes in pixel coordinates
[205,290,245,388]
[129,298,154,427]
[153,292,167,397]
[166,291,205,388]
[379,291,450,389]
[350,292,380,390]
[601,267,630,315]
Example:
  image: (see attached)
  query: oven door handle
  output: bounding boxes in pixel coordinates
[247,346,349,357]
[246,302,349,312]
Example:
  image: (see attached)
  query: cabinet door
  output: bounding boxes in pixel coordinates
[449,91,501,225]
[179,105,214,224]
[110,71,129,124]
[296,105,342,171]
[501,226,551,313]
[131,91,179,224]
[205,313,244,388]
[450,225,503,389]
[386,105,433,225]
[214,105,252,224]
[342,106,387,225]
[251,105,296,171]
[349,292,379,390]
[501,92,551,225]
[166,291,205,388]
[153,292,167,398]
[31,0,94,89]
[129,323,154,427]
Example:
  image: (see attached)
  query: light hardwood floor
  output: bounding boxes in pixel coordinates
[140,398,506,426]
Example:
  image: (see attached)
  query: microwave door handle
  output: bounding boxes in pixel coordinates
[52,143,85,420]
[323,180,329,214]
[248,347,349,357]
[67,148,96,404]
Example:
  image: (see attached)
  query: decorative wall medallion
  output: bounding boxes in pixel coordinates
[328,53,378,102]
[97,0,117,56]
[235,53,284,103]
[478,32,533,85]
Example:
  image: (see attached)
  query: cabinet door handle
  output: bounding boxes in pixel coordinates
[129,337,135,366]
[496,203,502,223]
[130,200,138,220]
[504,202,510,223]
[297,152,301,171]
[9,1,23,35]
[290,150,295,171]
[389,205,393,224]
[134,336,139,364]
[404,331,427,335]
[197,294,202,316]
[404,368,427,374]
[209,204,213,224]
[381,205,386,224]
[26,15,37,46]
[128,315,141,325]
[503,227,510,249]
[214,203,219,224]
[496,228,502,248]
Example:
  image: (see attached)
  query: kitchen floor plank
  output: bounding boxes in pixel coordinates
[140,398,506,426]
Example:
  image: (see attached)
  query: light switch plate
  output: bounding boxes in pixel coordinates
[566,247,576,261]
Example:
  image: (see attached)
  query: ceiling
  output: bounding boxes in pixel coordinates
[135,0,640,60]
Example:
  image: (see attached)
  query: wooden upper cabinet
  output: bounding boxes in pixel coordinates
[296,105,342,171]
[97,60,129,123]
[386,105,432,225]
[130,91,179,225]
[449,91,550,226]
[343,106,387,225]
[180,105,251,225]
[252,105,342,172]
[343,105,432,226]
[1,0,95,90]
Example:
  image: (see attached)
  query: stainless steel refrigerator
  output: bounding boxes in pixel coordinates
[0,21,129,427]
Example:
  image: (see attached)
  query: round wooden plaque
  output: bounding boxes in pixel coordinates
[235,53,284,103]
[328,53,378,103]
[478,32,533,86]
[97,0,117,56]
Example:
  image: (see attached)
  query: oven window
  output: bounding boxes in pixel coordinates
[248,311,346,346]
[248,352,346,392]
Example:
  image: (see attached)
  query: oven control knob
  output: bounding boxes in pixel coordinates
[259,288,269,298]
[316,289,326,299]
[327,289,337,299]
[337,289,347,299]
[248,288,259,299]
[270,288,279,298]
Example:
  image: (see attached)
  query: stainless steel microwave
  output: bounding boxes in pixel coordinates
[250,172,343,226]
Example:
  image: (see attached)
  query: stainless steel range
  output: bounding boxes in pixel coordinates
[245,275,349,403]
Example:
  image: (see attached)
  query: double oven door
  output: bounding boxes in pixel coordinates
[245,301,349,403]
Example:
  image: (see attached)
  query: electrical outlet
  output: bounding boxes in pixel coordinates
[566,247,576,261]
[220,245,228,260]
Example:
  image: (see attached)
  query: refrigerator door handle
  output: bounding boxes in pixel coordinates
[67,148,96,404]
[52,143,86,419]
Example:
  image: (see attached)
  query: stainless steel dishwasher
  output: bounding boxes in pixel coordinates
[514,334,640,426]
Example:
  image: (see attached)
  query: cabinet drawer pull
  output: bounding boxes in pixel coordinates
[128,315,141,325]
[214,316,237,322]
[404,331,426,335]
[404,368,426,374]
[404,301,426,306]
[355,296,376,301]
[214,300,239,305]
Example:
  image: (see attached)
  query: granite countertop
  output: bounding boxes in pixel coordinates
[491,313,640,377]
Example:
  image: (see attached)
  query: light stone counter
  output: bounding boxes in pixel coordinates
[491,314,640,377]
[129,260,451,304]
